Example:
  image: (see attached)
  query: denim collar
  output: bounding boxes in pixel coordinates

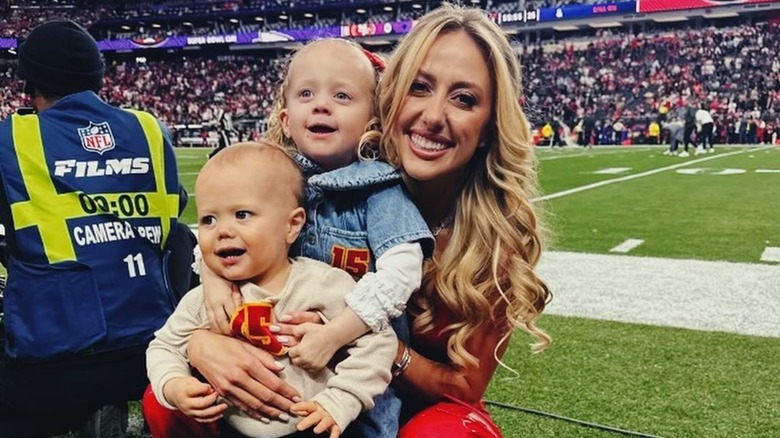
[293,152,400,190]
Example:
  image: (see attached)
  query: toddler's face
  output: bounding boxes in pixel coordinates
[195,159,300,284]
[280,41,376,170]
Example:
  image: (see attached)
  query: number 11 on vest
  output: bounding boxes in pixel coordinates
[124,253,146,277]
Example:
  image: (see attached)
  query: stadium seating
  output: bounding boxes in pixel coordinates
[1,0,778,145]
[2,0,632,40]
[523,22,779,145]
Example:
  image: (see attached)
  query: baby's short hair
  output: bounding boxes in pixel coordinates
[203,141,306,208]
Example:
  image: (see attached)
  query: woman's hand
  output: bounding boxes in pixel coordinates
[188,330,301,420]
[269,311,323,348]
[201,262,243,334]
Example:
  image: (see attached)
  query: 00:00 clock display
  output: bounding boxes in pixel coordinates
[78,193,150,217]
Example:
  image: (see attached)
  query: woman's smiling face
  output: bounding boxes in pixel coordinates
[394,29,494,184]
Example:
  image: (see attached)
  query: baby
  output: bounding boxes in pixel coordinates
[145,141,396,438]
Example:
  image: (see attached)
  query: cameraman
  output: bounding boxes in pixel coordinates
[0,20,192,437]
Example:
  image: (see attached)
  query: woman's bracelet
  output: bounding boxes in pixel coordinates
[392,343,412,378]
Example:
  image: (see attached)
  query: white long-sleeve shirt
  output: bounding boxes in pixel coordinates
[696,109,714,130]
[345,242,423,332]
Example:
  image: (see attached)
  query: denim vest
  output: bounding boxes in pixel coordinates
[291,154,433,278]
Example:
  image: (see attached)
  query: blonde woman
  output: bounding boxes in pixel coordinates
[185,4,550,437]
[376,4,550,435]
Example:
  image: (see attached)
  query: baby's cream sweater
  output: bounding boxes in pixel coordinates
[147,257,396,438]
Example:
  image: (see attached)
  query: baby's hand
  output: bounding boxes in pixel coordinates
[287,323,341,372]
[163,376,228,423]
[201,263,244,334]
[291,401,341,438]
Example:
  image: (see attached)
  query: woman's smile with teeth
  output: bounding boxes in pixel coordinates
[411,133,448,151]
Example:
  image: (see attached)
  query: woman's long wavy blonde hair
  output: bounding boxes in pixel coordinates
[264,38,383,160]
[379,4,551,368]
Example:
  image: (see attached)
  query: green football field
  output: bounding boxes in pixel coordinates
[536,146,779,264]
[178,145,779,264]
[177,145,780,437]
[114,145,780,438]
[490,145,780,438]
[177,147,780,437]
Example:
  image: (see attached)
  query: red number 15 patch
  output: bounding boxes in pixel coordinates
[330,245,370,278]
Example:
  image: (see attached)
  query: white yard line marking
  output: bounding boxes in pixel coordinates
[533,148,759,202]
[760,247,780,263]
[610,239,644,253]
[538,152,591,161]
[538,152,588,160]
[538,148,645,161]
[676,168,746,175]
[538,251,780,338]
[756,169,780,173]
[594,167,632,174]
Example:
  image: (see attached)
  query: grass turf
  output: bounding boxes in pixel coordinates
[55,145,780,437]
[538,146,779,263]
[486,315,780,437]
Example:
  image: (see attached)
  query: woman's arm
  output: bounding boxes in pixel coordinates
[187,329,302,420]
[393,321,510,405]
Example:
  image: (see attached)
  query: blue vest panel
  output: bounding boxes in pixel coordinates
[0,92,181,361]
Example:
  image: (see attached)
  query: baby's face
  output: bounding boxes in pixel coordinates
[195,159,299,284]
[280,41,376,170]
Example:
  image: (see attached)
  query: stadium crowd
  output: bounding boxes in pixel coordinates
[522,22,780,145]
[2,0,621,39]
[2,1,779,145]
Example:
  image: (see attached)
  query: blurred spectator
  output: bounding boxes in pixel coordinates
[695,106,715,152]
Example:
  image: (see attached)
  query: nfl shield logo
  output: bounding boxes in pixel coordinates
[78,121,116,154]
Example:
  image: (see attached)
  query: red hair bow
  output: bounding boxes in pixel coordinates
[362,49,386,73]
